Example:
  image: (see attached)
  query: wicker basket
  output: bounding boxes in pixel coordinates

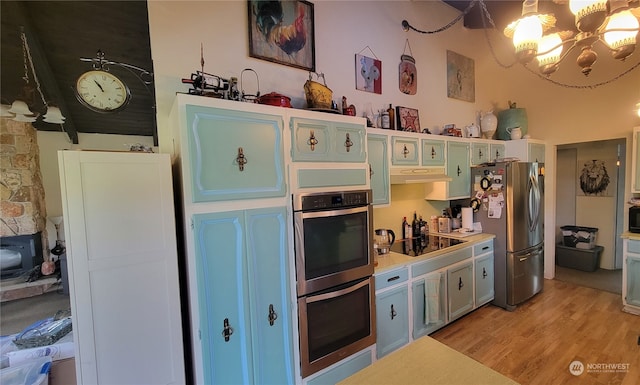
[304,72,333,109]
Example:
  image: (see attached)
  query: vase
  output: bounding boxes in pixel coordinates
[497,108,528,140]
[480,110,497,138]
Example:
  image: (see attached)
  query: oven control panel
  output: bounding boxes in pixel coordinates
[295,190,371,211]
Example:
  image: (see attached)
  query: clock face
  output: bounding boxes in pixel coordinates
[75,70,130,113]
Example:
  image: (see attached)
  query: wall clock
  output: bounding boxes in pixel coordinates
[75,70,131,113]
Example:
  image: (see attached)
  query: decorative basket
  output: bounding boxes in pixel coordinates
[13,310,72,349]
[304,72,333,109]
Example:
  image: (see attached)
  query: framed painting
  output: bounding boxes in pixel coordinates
[396,106,420,132]
[248,0,315,71]
[356,54,382,94]
[446,50,475,102]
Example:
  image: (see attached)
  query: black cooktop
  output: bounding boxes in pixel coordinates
[390,235,466,257]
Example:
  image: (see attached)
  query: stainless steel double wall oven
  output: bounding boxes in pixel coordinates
[293,190,376,378]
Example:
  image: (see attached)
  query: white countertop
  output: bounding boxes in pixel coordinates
[374,233,495,274]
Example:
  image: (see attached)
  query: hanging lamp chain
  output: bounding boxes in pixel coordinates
[20,28,48,107]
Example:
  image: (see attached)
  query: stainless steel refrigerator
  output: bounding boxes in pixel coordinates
[470,161,544,311]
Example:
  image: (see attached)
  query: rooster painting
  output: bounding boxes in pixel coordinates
[250,1,314,70]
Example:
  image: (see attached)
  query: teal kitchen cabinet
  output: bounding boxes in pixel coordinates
[474,241,495,307]
[447,261,474,321]
[367,133,390,205]
[474,254,495,306]
[490,142,506,161]
[421,138,446,167]
[375,267,409,358]
[447,141,471,198]
[391,136,419,166]
[411,270,447,339]
[470,142,490,166]
[184,104,286,202]
[625,254,640,308]
[424,141,470,200]
[193,207,295,385]
[623,238,640,314]
[290,117,366,162]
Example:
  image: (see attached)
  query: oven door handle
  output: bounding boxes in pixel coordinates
[306,278,370,303]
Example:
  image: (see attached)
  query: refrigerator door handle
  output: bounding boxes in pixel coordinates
[528,174,541,232]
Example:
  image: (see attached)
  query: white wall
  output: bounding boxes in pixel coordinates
[146,0,640,279]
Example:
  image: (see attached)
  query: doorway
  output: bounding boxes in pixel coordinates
[554,139,625,294]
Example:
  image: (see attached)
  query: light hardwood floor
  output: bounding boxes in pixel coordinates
[431,279,640,385]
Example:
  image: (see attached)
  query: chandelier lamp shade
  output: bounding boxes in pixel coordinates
[504,0,640,76]
[2,27,66,125]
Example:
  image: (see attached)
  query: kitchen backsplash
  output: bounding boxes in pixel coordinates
[372,184,449,238]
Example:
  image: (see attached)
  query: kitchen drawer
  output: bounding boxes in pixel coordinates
[375,267,409,291]
[411,248,472,278]
[627,239,640,254]
[473,240,493,256]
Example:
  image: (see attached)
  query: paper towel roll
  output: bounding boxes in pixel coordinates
[461,207,473,230]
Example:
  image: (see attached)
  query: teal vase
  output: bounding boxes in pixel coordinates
[497,108,528,140]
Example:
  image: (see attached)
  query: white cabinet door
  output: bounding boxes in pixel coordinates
[59,151,185,385]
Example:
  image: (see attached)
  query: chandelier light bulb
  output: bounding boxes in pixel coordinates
[603,9,639,55]
[12,113,37,123]
[43,106,66,124]
[8,100,34,116]
[569,0,608,32]
[513,15,543,62]
[537,33,564,74]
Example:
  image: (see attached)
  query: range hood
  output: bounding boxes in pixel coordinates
[390,167,452,184]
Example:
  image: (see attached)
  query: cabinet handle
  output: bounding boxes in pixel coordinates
[457,165,462,176]
[478,149,483,158]
[236,147,248,171]
[495,149,500,159]
[390,304,397,320]
[307,130,319,151]
[458,277,464,290]
[344,133,353,152]
[431,146,436,159]
[482,267,487,279]
[402,144,410,158]
[268,304,278,326]
[482,246,489,250]
[387,275,400,282]
[222,318,234,342]
[369,164,374,179]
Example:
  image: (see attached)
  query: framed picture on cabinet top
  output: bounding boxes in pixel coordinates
[396,106,420,132]
[248,0,315,71]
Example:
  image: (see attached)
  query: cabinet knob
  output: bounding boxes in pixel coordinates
[344,133,353,152]
[479,149,483,158]
[431,146,436,159]
[308,130,319,151]
[236,147,248,171]
[402,144,410,158]
[390,304,397,320]
[222,318,234,342]
[268,304,278,326]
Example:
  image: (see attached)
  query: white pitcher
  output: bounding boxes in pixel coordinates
[506,126,522,140]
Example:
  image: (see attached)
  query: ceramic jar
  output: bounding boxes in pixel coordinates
[480,111,498,139]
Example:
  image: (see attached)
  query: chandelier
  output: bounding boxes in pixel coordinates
[505,0,640,76]
[1,27,66,124]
